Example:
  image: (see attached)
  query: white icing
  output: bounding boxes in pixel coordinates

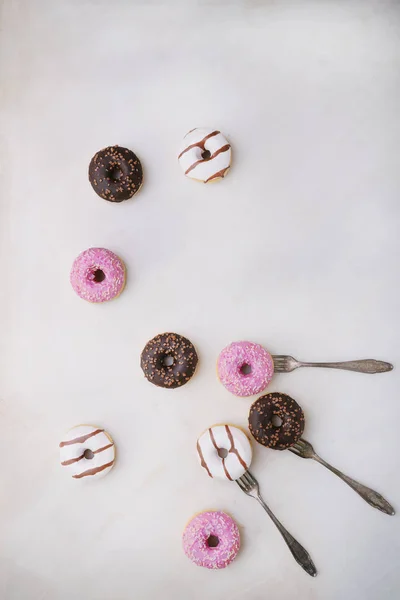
[197,425,252,481]
[178,128,231,183]
[60,424,115,480]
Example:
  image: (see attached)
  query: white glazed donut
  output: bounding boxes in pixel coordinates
[178,128,231,183]
[196,424,252,481]
[59,425,115,480]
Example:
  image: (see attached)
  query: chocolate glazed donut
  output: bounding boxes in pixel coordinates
[140,333,198,389]
[89,145,143,202]
[248,392,305,450]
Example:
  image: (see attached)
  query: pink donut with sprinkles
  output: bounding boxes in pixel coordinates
[217,341,274,397]
[70,247,126,303]
[182,511,240,569]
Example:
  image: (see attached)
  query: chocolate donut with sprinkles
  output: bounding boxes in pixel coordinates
[89,145,143,202]
[140,332,198,389]
[248,392,305,450]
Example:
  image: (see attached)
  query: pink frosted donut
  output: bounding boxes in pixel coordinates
[182,511,240,569]
[70,247,126,303]
[217,341,274,397]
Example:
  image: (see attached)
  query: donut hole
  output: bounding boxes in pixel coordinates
[162,355,174,367]
[218,448,228,459]
[201,149,211,160]
[107,166,123,181]
[83,449,94,460]
[272,415,283,428]
[93,269,106,283]
[240,363,252,375]
[207,535,219,548]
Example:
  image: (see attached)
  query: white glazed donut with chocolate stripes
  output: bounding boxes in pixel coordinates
[196,424,252,481]
[59,425,115,480]
[178,128,232,183]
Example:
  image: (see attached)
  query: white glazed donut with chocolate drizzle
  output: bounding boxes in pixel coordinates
[178,128,232,183]
[59,425,115,480]
[196,424,252,481]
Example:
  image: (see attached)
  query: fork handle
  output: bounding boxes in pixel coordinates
[256,496,317,577]
[298,359,393,374]
[314,456,395,515]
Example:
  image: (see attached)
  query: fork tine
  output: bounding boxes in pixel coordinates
[236,476,249,492]
[272,356,287,373]
[272,356,285,364]
[241,472,253,488]
[288,444,302,456]
[243,470,257,486]
[292,440,305,450]
[289,438,315,459]
[272,355,299,373]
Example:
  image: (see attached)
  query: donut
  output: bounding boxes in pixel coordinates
[70,247,126,303]
[182,511,240,569]
[140,332,198,389]
[89,145,143,202]
[178,128,231,183]
[197,424,252,481]
[59,425,115,479]
[217,341,274,397]
[248,392,305,450]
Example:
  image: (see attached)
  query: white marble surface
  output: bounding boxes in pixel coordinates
[1,1,400,598]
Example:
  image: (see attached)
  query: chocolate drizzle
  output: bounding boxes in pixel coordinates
[205,166,230,183]
[61,444,114,468]
[178,130,220,159]
[61,454,85,467]
[225,425,248,470]
[59,428,103,447]
[93,443,114,455]
[72,460,114,479]
[209,428,232,481]
[197,441,212,478]
[61,442,114,466]
[185,144,231,175]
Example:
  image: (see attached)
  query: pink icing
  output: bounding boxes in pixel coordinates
[182,511,240,569]
[217,341,274,397]
[70,248,126,303]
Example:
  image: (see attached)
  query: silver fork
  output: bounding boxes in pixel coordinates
[289,439,395,515]
[236,471,317,577]
[272,356,393,374]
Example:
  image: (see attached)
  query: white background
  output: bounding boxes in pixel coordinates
[1,1,399,598]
